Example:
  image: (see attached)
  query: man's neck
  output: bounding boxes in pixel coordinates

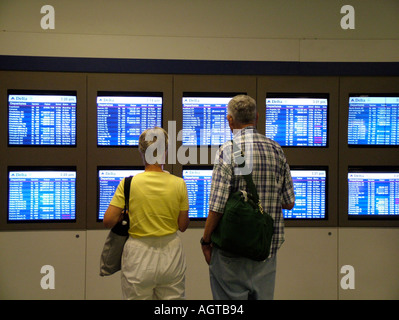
[231,123,256,131]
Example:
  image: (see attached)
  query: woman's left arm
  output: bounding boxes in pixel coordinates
[103,205,124,229]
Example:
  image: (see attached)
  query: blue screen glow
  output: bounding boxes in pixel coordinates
[283,169,327,219]
[182,97,233,146]
[348,172,399,217]
[266,97,328,147]
[97,96,162,146]
[8,94,77,146]
[8,170,76,221]
[348,96,399,146]
[182,168,212,219]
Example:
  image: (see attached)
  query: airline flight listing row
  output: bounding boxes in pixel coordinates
[8,95,76,146]
[97,96,162,146]
[8,171,76,221]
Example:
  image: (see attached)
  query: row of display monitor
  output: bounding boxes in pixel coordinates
[7,166,399,223]
[7,90,399,147]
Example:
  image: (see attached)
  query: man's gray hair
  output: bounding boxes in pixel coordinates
[227,95,257,125]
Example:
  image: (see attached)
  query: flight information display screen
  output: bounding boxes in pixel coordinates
[182,168,213,219]
[8,91,77,146]
[283,169,327,219]
[348,170,399,218]
[97,93,162,146]
[97,169,143,220]
[182,95,234,146]
[265,95,328,147]
[8,169,76,222]
[348,96,399,146]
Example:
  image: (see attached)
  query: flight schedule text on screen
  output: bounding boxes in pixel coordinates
[8,171,76,221]
[183,169,212,219]
[348,97,399,146]
[8,94,77,146]
[283,170,326,219]
[348,172,399,216]
[182,97,232,146]
[97,96,162,146]
[266,98,328,147]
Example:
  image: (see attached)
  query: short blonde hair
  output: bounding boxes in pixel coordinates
[139,127,168,164]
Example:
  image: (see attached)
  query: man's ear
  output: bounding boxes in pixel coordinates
[227,114,233,125]
[226,114,234,130]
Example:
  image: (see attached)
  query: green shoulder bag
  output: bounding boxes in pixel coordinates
[211,142,274,261]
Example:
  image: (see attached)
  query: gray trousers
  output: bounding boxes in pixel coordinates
[209,247,277,300]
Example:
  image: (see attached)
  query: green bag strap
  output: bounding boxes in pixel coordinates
[231,140,259,204]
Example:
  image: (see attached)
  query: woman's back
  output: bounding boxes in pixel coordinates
[110,171,189,238]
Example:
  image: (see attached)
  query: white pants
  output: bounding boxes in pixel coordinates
[121,233,186,300]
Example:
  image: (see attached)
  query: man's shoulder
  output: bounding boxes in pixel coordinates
[235,129,283,149]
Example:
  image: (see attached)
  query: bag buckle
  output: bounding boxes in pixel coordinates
[240,190,248,202]
[258,201,264,214]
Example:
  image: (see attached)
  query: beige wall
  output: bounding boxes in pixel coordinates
[0,0,398,62]
[2,228,398,299]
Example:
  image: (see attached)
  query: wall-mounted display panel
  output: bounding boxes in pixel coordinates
[265,93,329,147]
[2,165,86,231]
[8,90,77,147]
[8,167,76,223]
[173,75,256,170]
[257,76,339,162]
[340,167,399,227]
[182,93,239,146]
[182,166,213,221]
[339,77,399,227]
[257,76,339,227]
[284,167,328,220]
[97,92,163,147]
[0,71,87,231]
[348,94,399,147]
[347,168,399,219]
[86,74,173,229]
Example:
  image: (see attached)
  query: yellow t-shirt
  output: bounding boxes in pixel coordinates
[110,171,189,237]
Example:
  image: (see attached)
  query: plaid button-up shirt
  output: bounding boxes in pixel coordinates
[209,126,295,257]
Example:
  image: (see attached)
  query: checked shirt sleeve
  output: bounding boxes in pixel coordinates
[281,162,295,206]
[208,145,233,214]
